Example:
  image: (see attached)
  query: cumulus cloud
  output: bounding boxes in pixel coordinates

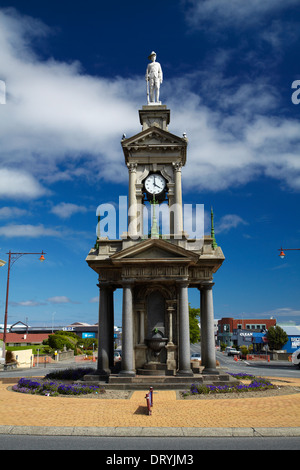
[10,300,46,307]
[0,7,141,198]
[183,0,299,29]
[0,6,300,200]
[51,202,88,219]
[0,206,28,219]
[216,214,248,234]
[0,169,48,199]
[0,223,61,238]
[10,296,80,307]
[47,296,79,304]
[168,73,300,192]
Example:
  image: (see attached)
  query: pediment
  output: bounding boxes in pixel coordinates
[110,239,199,264]
[122,127,186,149]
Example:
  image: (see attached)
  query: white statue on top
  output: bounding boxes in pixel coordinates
[145,51,163,105]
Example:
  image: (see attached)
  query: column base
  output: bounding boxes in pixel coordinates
[119,370,136,377]
[96,368,111,377]
[177,369,193,377]
[202,367,219,375]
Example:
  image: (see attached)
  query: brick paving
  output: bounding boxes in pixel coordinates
[0,376,300,430]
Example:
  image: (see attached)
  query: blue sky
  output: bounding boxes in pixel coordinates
[0,0,300,328]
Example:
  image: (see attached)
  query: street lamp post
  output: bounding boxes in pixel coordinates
[278,247,300,259]
[0,259,7,362]
[2,251,46,360]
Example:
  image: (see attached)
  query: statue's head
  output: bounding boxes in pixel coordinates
[148,51,156,61]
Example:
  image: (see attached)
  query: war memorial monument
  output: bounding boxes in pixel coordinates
[85,52,226,387]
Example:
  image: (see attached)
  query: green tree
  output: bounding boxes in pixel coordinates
[189,304,201,344]
[77,337,98,350]
[44,332,78,352]
[266,325,288,350]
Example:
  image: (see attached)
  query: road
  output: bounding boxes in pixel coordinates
[1,344,300,379]
[0,360,97,378]
[190,342,300,378]
[1,345,299,451]
[215,349,300,379]
[0,435,299,450]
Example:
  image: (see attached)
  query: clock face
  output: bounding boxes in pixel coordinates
[144,174,166,195]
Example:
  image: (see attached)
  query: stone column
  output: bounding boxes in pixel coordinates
[135,182,144,237]
[166,300,177,372]
[97,283,111,376]
[107,287,115,369]
[127,163,138,239]
[201,281,218,375]
[119,281,135,376]
[173,162,183,237]
[166,300,175,344]
[139,309,145,344]
[177,280,193,376]
[167,182,175,236]
[198,286,207,368]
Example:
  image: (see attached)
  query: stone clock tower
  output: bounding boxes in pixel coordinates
[86,52,225,385]
[122,104,187,239]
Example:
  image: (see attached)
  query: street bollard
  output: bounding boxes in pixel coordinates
[145,392,152,415]
[149,386,153,407]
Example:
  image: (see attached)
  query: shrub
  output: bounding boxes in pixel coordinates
[5,350,17,364]
[45,367,95,381]
[239,345,249,356]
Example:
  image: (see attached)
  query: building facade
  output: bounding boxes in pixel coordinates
[217,317,276,347]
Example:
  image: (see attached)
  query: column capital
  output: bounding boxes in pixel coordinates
[199,281,215,291]
[121,279,135,287]
[172,161,183,172]
[176,278,189,288]
[127,162,137,173]
[166,299,177,310]
[97,282,116,291]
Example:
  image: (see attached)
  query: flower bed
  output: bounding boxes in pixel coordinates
[12,377,104,397]
[182,375,276,398]
[228,373,256,380]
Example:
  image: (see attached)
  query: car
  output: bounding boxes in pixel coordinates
[292,347,300,368]
[190,353,201,362]
[226,347,240,356]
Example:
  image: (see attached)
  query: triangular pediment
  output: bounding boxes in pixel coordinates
[110,238,198,264]
[122,127,186,149]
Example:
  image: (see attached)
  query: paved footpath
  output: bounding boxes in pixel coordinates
[0,376,300,437]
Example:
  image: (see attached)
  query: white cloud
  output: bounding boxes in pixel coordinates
[216,214,248,234]
[51,202,88,219]
[274,308,300,318]
[47,296,79,304]
[0,169,48,199]
[0,206,28,219]
[10,300,46,307]
[0,6,300,200]
[248,308,300,321]
[0,8,141,195]
[11,296,81,306]
[0,223,61,238]
[183,0,299,29]
[168,75,300,192]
